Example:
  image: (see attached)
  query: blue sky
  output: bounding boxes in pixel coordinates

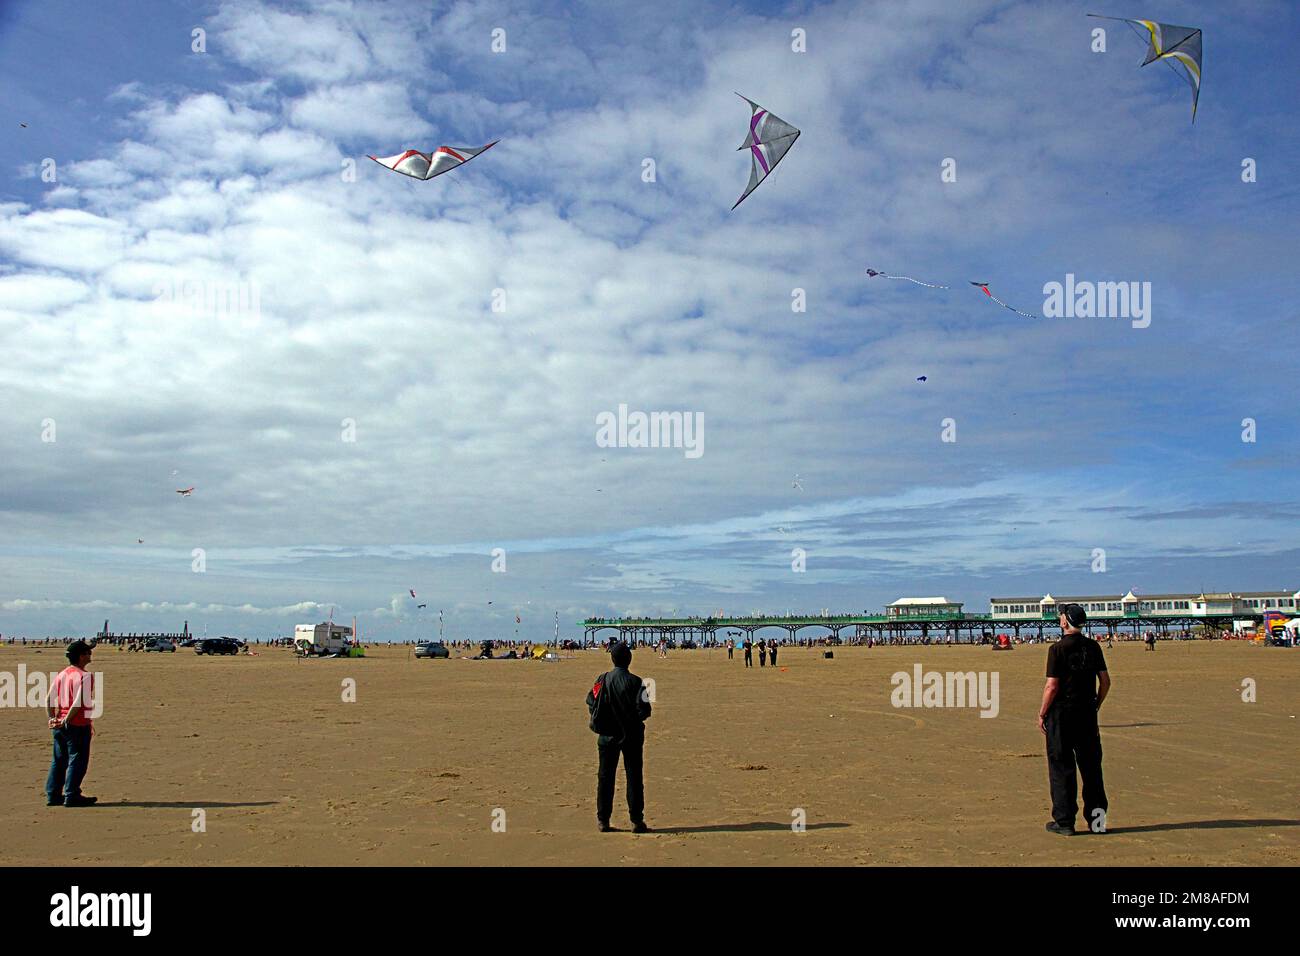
[0,0,1297,641]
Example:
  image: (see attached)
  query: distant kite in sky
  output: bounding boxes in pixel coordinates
[1088,14,1201,121]
[732,94,800,210]
[417,604,427,609]
[137,539,144,544]
[865,269,949,289]
[369,142,498,181]
[916,376,927,382]
[792,475,804,492]
[19,123,27,128]
[176,487,194,496]
[409,589,417,599]
[970,282,1039,319]
[865,268,1039,317]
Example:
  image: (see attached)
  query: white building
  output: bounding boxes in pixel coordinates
[988,590,1297,622]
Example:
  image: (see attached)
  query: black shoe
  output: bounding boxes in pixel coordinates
[597,821,611,832]
[46,797,62,807]
[632,821,650,834]
[64,795,97,807]
[1045,821,1074,836]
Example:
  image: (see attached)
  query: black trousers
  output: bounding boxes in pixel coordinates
[744,651,752,667]
[1045,707,1108,830]
[597,734,644,825]
[727,648,733,659]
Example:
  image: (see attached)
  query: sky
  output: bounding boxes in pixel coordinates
[0,0,1297,642]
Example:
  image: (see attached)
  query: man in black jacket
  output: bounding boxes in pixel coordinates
[1038,603,1111,835]
[586,642,652,833]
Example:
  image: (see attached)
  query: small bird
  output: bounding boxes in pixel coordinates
[176,487,194,496]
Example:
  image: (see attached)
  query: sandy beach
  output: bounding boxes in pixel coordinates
[1,641,1295,866]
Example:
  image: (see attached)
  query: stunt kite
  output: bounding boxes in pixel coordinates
[369,142,498,181]
[176,487,194,496]
[733,94,800,210]
[1088,14,1202,121]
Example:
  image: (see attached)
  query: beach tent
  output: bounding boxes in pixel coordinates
[530,644,548,660]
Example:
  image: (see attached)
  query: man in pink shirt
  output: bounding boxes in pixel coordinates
[45,640,98,807]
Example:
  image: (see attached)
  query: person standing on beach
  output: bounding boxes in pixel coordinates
[769,639,778,667]
[45,640,97,807]
[586,642,651,833]
[757,639,767,667]
[1038,604,1109,836]
[727,638,734,660]
[1145,632,1155,651]
[743,637,753,668]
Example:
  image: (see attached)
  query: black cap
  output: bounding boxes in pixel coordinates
[66,640,92,664]
[1059,603,1087,628]
[610,642,632,668]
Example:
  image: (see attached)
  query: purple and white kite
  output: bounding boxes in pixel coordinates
[368,142,498,181]
[733,94,800,210]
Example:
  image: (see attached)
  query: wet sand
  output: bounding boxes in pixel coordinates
[0,641,1295,865]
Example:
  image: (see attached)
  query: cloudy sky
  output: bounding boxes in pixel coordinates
[1,0,1297,641]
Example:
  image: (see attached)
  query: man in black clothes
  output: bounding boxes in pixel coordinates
[586,642,652,833]
[1038,604,1111,836]
[743,637,753,667]
[769,639,778,667]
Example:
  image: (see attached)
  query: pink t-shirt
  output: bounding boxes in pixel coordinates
[52,666,94,726]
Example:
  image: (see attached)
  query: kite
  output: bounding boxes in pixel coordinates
[916,376,927,382]
[863,266,1038,318]
[733,94,800,210]
[176,487,194,496]
[136,539,143,544]
[368,142,498,181]
[865,269,949,289]
[409,589,417,599]
[1088,14,1202,121]
[970,282,1039,319]
[792,475,804,492]
[417,604,427,609]
[19,123,27,128]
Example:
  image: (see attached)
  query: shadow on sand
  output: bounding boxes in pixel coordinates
[1099,722,1169,728]
[1108,818,1300,835]
[93,800,279,809]
[649,821,850,835]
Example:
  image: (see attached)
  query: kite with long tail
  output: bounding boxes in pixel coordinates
[865,267,1040,318]
[865,269,949,289]
[969,281,1040,319]
[1088,14,1201,122]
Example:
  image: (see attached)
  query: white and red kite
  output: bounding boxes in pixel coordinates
[176,487,194,496]
[368,142,498,181]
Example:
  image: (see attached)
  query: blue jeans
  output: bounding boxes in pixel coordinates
[46,725,92,802]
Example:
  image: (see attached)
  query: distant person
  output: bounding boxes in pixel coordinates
[726,638,734,661]
[769,640,778,667]
[1145,632,1155,652]
[1038,604,1110,836]
[743,638,753,668]
[45,640,97,807]
[585,643,651,833]
[758,640,767,667]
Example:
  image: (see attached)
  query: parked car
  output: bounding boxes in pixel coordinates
[415,641,450,659]
[195,638,239,656]
[144,639,176,653]
[179,638,199,648]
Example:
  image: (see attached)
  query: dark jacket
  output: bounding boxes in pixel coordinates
[586,666,652,741]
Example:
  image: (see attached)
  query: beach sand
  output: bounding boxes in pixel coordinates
[0,641,1295,866]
